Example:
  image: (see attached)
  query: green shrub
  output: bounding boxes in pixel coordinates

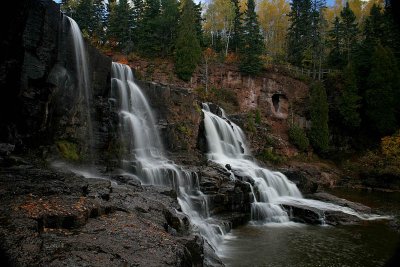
[254,109,262,124]
[177,123,192,136]
[257,148,285,164]
[247,112,256,132]
[289,124,310,152]
[309,81,329,153]
[56,140,79,161]
[211,87,239,107]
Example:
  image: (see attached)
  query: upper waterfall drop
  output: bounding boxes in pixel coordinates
[111,62,164,161]
[65,16,94,161]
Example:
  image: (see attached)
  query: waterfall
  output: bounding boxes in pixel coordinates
[111,63,227,251]
[201,103,386,223]
[202,103,301,222]
[66,16,94,161]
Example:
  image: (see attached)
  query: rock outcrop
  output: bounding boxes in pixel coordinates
[0,0,117,166]
[0,164,204,266]
[136,81,202,155]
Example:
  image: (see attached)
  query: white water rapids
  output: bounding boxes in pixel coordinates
[111,63,227,251]
[202,103,387,224]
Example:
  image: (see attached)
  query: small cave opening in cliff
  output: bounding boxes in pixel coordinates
[272,94,286,112]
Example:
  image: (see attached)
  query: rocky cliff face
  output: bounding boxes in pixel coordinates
[0,0,116,166]
[136,81,202,156]
[129,60,312,158]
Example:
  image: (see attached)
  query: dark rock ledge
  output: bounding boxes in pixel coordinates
[0,162,204,267]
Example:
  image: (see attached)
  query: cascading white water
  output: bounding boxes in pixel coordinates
[111,63,227,250]
[202,103,384,223]
[202,103,301,222]
[66,16,94,159]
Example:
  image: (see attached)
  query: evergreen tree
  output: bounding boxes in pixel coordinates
[61,0,76,17]
[310,0,327,77]
[158,0,180,57]
[137,0,162,56]
[132,0,145,42]
[327,17,344,68]
[287,0,313,66]
[61,0,106,46]
[230,0,242,53]
[239,0,264,75]
[309,81,329,153]
[194,2,204,46]
[73,0,93,34]
[175,0,202,81]
[338,64,361,128]
[364,4,385,48]
[339,2,358,64]
[365,45,399,135]
[107,0,134,51]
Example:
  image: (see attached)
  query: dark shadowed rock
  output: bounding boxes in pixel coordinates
[0,163,204,266]
[199,161,252,219]
[282,203,363,225]
[283,169,319,194]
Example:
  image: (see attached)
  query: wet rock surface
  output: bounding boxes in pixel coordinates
[282,192,374,226]
[282,203,361,225]
[309,192,372,213]
[279,161,342,194]
[0,162,204,266]
[199,162,252,219]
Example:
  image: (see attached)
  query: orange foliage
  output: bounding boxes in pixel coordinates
[381,131,400,160]
[203,47,217,60]
[225,52,239,64]
[19,195,88,218]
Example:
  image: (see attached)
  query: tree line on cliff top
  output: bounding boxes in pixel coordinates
[62,0,400,154]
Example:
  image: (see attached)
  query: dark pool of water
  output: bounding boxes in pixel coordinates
[218,189,400,267]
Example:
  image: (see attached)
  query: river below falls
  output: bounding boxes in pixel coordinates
[218,188,400,267]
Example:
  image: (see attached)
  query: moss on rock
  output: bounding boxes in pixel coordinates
[56,140,79,161]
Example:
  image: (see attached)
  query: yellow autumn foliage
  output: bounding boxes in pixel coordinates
[381,131,400,160]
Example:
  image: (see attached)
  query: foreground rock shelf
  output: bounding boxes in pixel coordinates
[0,163,205,266]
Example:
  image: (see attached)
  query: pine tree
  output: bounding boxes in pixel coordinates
[61,0,106,46]
[309,81,329,153]
[365,45,399,135]
[158,0,180,57]
[339,2,358,64]
[287,0,313,66]
[194,2,204,46]
[107,0,134,51]
[132,0,145,43]
[137,0,161,56]
[338,64,361,128]
[310,0,327,77]
[61,0,76,17]
[230,0,242,53]
[364,4,385,47]
[327,16,343,68]
[239,0,264,75]
[175,0,201,81]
